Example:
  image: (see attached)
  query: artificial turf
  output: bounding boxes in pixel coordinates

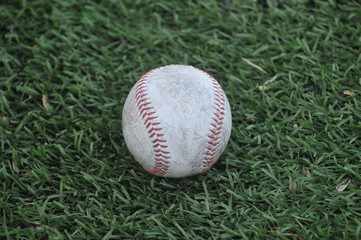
[1,0,361,239]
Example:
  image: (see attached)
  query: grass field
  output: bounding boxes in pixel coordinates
[1,0,361,239]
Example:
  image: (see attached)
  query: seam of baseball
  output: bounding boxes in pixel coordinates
[135,69,170,176]
[202,73,226,170]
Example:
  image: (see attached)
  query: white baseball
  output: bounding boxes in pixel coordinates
[122,65,232,178]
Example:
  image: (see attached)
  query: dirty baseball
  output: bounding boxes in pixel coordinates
[122,65,232,178]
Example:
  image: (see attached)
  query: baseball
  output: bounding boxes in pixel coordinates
[122,65,232,178]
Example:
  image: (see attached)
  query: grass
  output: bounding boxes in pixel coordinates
[1,0,361,239]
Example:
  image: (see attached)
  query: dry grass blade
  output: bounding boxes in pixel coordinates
[305,169,313,186]
[268,227,300,238]
[257,76,278,91]
[257,85,270,91]
[263,75,278,85]
[206,68,219,74]
[241,57,268,74]
[336,178,351,191]
[42,94,51,112]
[12,161,20,174]
[343,90,354,96]
[36,226,44,231]
[295,219,304,228]
[283,233,300,238]
[289,181,298,190]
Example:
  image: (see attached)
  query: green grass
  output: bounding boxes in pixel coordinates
[1,0,361,239]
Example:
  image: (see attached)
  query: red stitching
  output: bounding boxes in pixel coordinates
[149,132,164,138]
[134,69,170,177]
[136,82,147,89]
[142,111,156,119]
[155,153,170,159]
[210,130,220,135]
[214,107,225,114]
[208,141,220,146]
[204,152,215,156]
[215,103,225,110]
[212,118,223,125]
[136,93,148,101]
[148,123,160,127]
[153,143,168,148]
[137,101,151,108]
[208,135,220,141]
[144,116,157,124]
[148,127,161,133]
[202,71,227,170]
[140,106,153,115]
[154,149,169,154]
[137,98,150,106]
[152,138,166,143]
[136,88,147,95]
[207,147,217,152]
[215,98,225,104]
